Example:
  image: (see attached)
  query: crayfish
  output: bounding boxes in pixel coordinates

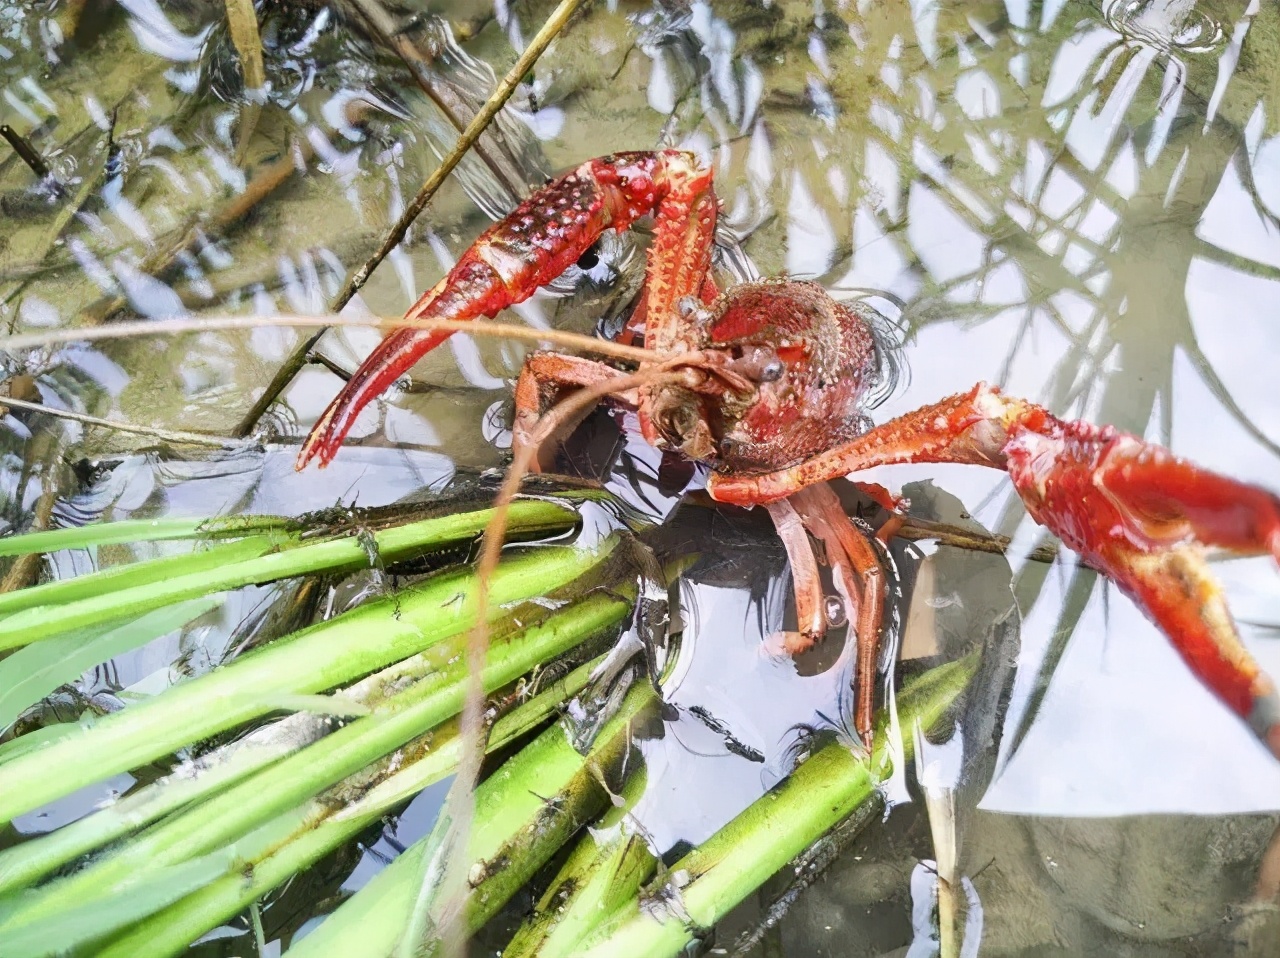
[297,150,1280,760]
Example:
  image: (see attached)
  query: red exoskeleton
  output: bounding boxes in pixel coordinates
[297,150,1280,760]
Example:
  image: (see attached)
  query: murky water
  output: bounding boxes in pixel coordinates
[3,0,1280,954]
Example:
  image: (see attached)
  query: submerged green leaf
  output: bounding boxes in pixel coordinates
[0,597,222,730]
[265,693,372,718]
[0,848,235,958]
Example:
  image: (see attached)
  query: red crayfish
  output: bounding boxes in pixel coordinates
[297,150,1280,759]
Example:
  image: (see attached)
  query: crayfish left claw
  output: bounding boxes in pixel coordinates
[1003,421,1280,759]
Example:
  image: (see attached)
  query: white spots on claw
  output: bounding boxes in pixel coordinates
[971,381,1010,420]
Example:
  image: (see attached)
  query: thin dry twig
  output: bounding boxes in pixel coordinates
[0,312,654,366]
[0,395,242,449]
[423,360,686,957]
[234,0,591,441]
[0,486,55,595]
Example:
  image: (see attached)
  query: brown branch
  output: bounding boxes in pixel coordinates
[0,312,655,366]
[1,124,52,181]
[0,395,242,449]
[232,0,590,440]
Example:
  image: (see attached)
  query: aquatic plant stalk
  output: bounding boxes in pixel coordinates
[502,768,657,958]
[89,655,608,958]
[0,539,613,826]
[0,593,630,952]
[0,500,576,647]
[0,514,290,558]
[0,707,324,893]
[0,533,276,620]
[575,656,979,958]
[282,681,659,958]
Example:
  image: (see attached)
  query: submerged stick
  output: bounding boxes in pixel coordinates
[0,395,242,449]
[233,0,590,438]
[79,130,331,325]
[1,124,52,181]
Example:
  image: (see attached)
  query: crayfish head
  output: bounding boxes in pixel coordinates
[696,280,889,473]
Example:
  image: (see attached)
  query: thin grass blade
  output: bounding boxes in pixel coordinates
[0,848,235,958]
[503,768,656,958]
[0,540,613,826]
[0,597,221,729]
[0,500,576,649]
[0,535,277,621]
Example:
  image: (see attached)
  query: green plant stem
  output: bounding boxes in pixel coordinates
[0,534,277,620]
[0,709,321,893]
[1,591,630,947]
[576,655,979,958]
[503,767,656,958]
[88,655,606,958]
[0,540,613,826]
[0,501,576,648]
[0,515,291,558]
[282,681,658,958]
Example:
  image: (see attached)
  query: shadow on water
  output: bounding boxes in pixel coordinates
[2,0,1280,954]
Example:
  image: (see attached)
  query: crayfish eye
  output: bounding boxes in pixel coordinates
[759,359,785,383]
